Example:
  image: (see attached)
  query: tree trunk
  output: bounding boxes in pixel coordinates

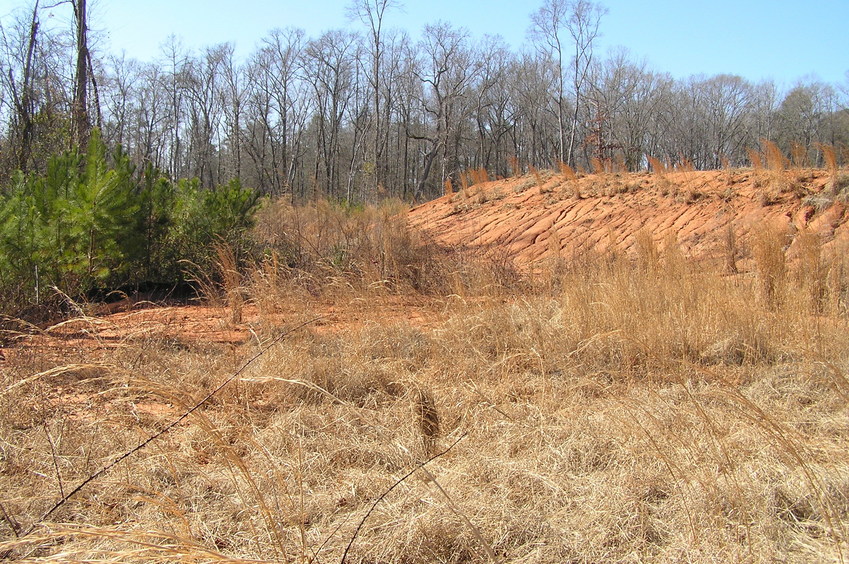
[11,1,40,171]
[72,0,90,148]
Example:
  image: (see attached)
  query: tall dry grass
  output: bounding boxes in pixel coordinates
[255,199,527,305]
[759,139,806,201]
[558,161,580,198]
[3,203,849,562]
[507,155,521,178]
[763,139,788,173]
[443,176,454,196]
[752,223,789,310]
[648,154,676,196]
[816,143,849,198]
[250,198,438,297]
[646,155,668,176]
[748,146,764,171]
[791,142,809,170]
[590,156,606,175]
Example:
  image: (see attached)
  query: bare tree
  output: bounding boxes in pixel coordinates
[530,0,606,167]
[470,35,514,174]
[376,28,411,196]
[776,81,837,158]
[588,49,672,170]
[388,34,421,198]
[303,29,361,198]
[701,74,754,168]
[509,51,557,168]
[0,1,40,171]
[411,22,479,199]
[132,62,168,166]
[749,80,779,149]
[4,0,849,200]
[183,44,228,187]
[101,53,137,149]
[221,43,245,180]
[348,0,402,194]
[0,0,77,175]
[258,27,308,195]
[160,35,189,179]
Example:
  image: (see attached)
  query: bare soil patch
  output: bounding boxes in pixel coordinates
[409,169,848,267]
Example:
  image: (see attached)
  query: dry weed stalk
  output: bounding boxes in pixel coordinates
[248,251,285,320]
[674,157,694,173]
[507,155,521,178]
[558,161,580,198]
[661,233,686,277]
[647,155,675,195]
[469,167,490,185]
[747,147,763,170]
[413,387,440,458]
[754,139,795,202]
[460,171,471,199]
[723,224,739,274]
[215,242,243,325]
[547,223,563,259]
[646,155,667,177]
[791,142,809,169]
[762,139,788,172]
[529,165,549,194]
[752,224,788,310]
[816,143,844,196]
[529,165,542,186]
[590,157,606,175]
[633,229,659,272]
[819,143,838,175]
[720,156,735,186]
[794,230,829,314]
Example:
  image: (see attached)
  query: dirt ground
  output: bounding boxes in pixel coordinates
[2,294,443,360]
[408,169,847,267]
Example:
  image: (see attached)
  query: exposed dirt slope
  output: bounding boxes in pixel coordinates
[408,169,848,268]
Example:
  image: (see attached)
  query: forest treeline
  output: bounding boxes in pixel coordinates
[1,0,847,204]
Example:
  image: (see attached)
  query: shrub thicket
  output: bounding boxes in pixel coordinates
[0,131,262,316]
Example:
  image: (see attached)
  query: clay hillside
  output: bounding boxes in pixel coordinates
[408,167,848,268]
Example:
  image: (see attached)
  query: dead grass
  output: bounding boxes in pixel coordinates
[249,198,448,300]
[558,161,580,198]
[816,143,849,199]
[756,139,806,202]
[2,200,849,563]
[648,155,677,196]
[507,155,521,178]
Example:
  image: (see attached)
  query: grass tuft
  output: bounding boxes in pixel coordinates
[558,161,581,198]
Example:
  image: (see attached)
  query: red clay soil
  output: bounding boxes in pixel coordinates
[0,293,444,426]
[407,168,848,268]
[2,294,442,363]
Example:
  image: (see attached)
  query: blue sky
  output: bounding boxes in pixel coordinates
[1,0,847,88]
